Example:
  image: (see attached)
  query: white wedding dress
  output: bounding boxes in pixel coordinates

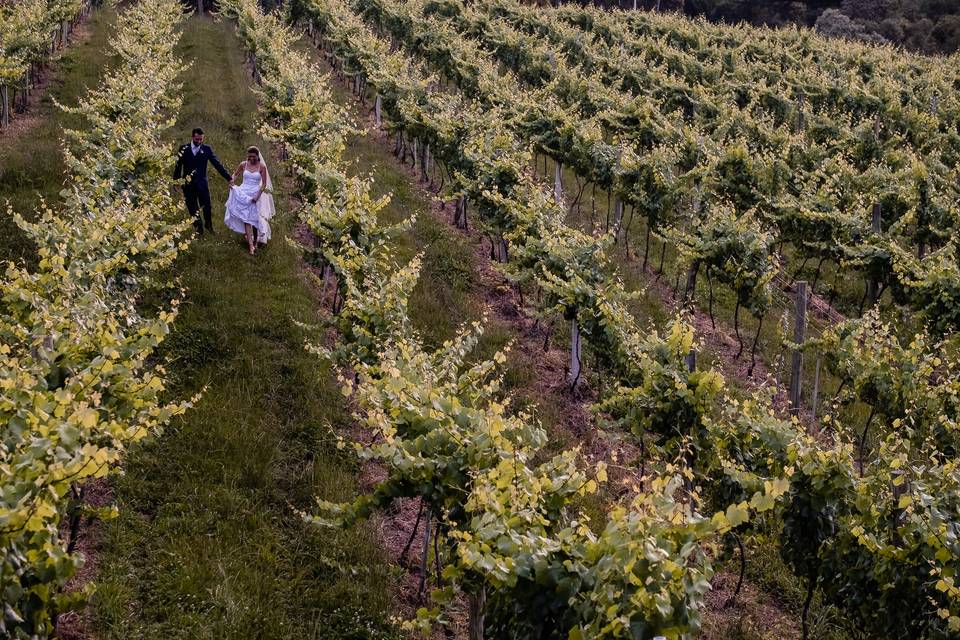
[224,162,274,244]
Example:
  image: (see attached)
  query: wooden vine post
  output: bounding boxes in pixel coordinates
[683,261,699,308]
[613,197,624,242]
[789,281,807,416]
[417,512,432,595]
[554,160,563,203]
[866,203,882,307]
[421,143,430,182]
[454,196,468,230]
[811,355,822,425]
[796,94,806,132]
[468,588,486,640]
[611,150,624,242]
[1,85,9,127]
[684,349,697,505]
[569,316,583,391]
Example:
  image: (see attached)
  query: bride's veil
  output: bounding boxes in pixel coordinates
[257,156,276,221]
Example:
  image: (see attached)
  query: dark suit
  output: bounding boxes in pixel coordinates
[173,142,232,232]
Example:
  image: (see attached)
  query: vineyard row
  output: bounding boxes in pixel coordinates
[0,0,192,635]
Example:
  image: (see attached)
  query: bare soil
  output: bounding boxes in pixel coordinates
[55,479,113,640]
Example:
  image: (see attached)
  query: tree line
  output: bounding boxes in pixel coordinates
[531,0,960,54]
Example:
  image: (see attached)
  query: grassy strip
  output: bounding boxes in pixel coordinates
[0,7,117,264]
[319,69,480,347]
[90,15,399,639]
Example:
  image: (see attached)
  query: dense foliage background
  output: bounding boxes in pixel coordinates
[538,1,960,54]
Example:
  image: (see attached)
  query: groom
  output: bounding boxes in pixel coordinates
[173,127,233,234]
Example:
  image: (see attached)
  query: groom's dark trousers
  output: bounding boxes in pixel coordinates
[173,143,232,233]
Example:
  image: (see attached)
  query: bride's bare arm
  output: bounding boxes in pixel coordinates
[232,161,245,184]
[253,164,267,202]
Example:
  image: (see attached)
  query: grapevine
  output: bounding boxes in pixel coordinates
[0,1,190,635]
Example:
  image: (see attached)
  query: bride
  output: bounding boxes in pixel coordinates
[225,146,275,255]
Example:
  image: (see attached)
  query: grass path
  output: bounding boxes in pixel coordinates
[321,69,480,349]
[89,15,402,639]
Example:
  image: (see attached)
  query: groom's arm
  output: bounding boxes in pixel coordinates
[173,146,185,180]
[207,147,233,181]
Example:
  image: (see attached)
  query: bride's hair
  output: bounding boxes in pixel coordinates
[246,146,261,158]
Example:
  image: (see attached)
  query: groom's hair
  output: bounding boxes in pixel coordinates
[192,127,204,136]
